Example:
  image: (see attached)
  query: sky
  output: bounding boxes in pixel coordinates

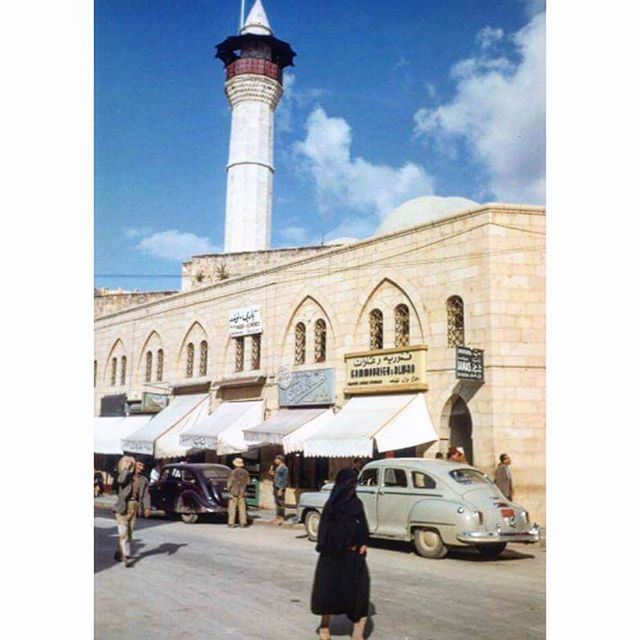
[95,0,545,292]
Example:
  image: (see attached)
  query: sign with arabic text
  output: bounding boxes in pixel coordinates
[278,368,335,406]
[455,347,484,381]
[141,392,169,413]
[345,345,428,395]
[228,305,262,337]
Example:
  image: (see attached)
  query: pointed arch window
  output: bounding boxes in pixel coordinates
[145,351,153,383]
[199,340,208,377]
[120,356,127,385]
[186,342,195,378]
[156,349,164,382]
[394,304,410,347]
[369,309,383,350]
[295,322,306,365]
[447,295,465,347]
[235,337,245,372]
[110,357,117,386]
[251,335,261,370]
[314,319,327,363]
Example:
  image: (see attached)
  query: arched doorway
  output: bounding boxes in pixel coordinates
[449,397,473,465]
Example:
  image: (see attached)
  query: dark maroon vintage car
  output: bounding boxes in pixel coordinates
[149,463,231,524]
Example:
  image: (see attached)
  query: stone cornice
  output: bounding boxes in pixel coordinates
[225,74,283,109]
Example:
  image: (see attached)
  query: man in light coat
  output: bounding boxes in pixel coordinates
[494,453,514,501]
[227,457,250,528]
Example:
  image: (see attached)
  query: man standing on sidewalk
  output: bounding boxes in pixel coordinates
[270,454,289,525]
[227,457,250,528]
[494,453,515,501]
[113,456,151,567]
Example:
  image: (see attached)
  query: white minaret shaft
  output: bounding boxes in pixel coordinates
[223,0,283,253]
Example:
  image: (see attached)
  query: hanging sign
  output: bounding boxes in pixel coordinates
[278,368,335,406]
[455,347,484,381]
[345,345,428,395]
[141,392,169,413]
[228,305,262,337]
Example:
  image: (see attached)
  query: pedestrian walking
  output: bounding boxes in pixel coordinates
[227,457,250,528]
[311,467,370,640]
[494,453,514,501]
[269,454,289,525]
[112,455,151,567]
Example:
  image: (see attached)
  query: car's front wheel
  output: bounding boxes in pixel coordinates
[413,528,448,559]
[181,513,199,524]
[304,510,321,541]
[476,543,507,558]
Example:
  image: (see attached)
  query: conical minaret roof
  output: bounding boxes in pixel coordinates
[240,0,273,36]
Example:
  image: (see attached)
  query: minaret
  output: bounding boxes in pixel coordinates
[216,0,296,253]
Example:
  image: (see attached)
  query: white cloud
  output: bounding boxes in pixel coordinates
[476,26,504,50]
[122,226,152,239]
[413,12,545,204]
[279,225,307,244]
[295,107,435,224]
[136,230,219,262]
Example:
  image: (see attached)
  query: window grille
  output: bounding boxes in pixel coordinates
[447,296,465,347]
[394,304,410,347]
[314,319,327,363]
[120,356,127,385]
[111,357,117,386]
[235,337,245,372]
[369,309,383,350]
[186,342,194,378]
[145,351,152,383]
[199,340,208,376]
[295,322,306,365]
[251,335,261,370]
[156,349,164,382]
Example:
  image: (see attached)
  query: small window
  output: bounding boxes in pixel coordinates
[394,304,410,347]
[314,319,327,363]
[295,322,306,365]
[186,342,195,378]
[156,348,164,382]
[358,468,379,487]
[251,334,261,370]
[369,309,383,350]
[110,357,117,386]
[181,470,198,484]
[383,468,408,488]
[120,355,127,385]
[199,340,208,376]
[449,469,492,486]
[145,350,153,383]
[94,360,97,388]
[234,336,245,372]
[159,468,171,483]
[447,295,465,347]
[412,471,436,490]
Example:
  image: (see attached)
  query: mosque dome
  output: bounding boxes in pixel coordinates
[375,196,479,235]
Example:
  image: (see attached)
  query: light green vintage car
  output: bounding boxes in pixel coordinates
[296,458,540,559]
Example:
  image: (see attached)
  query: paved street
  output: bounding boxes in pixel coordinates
[95,511,545,640]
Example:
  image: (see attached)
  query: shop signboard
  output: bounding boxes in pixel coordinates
[100,393,127,417]
[228,305,262,337]
[278,367,335,406]
[141,392,169,413]
[345,345,429,395]
[455,346,484,381]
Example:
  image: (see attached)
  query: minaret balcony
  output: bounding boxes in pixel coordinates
[226,58,282,83]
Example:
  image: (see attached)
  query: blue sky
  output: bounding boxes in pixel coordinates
[95,0,545,291]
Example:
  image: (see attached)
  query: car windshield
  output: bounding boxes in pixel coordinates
[201,467,231,479]
[449,468,493,486]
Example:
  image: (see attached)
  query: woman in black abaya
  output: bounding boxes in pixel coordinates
[311,467,370,640]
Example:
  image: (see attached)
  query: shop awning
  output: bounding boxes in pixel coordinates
[122,394,209,458]
[303,393,438,457]
[94,416,152,455]
[179,400,264,455]
[244,408,333,447]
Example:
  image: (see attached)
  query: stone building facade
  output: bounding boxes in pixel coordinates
[94,203,546,521]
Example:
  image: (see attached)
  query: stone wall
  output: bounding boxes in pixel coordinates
[94,289,178,318]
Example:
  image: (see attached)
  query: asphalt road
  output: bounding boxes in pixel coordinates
[95,511,545,640]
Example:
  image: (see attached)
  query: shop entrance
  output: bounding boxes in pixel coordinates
[449,397,473,465]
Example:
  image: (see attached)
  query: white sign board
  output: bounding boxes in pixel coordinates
[229,305,262,337]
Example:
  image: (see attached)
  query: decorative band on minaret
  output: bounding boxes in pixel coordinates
[216,0,296,253]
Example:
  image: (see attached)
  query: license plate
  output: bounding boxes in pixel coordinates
[500,508,515,518]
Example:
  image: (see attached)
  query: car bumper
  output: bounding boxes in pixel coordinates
[457,524,540,545]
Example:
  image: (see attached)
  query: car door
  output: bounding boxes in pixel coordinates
[356,467,380,533]
[149,467,173,511]
[375,467,414,538]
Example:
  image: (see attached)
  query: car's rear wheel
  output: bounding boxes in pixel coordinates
[477,543,507,558]
[304,510,321,541]
[181,513,199,524]
[413,528,448,559]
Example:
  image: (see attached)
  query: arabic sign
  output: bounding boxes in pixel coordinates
[278,368,335,406]
[455,347,484,381]
[228,305,262,337]
[141,392,169,413]
[345,346,428,395]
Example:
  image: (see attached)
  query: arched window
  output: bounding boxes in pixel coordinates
[110,357,117,386]
[234,337,245,372]
[295,322,306,365]
[369,309,383,350]
[199,340,208,376]
[120,356,127,385]
[156,349,164,382]
[94,360,97,388]
[314,319,327,363]
[447,296,465,347]
[186,342,194,378]
[251,335,261,370]
[145,351,153,383]
[394,304,410,347]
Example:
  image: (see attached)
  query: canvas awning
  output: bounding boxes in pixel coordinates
[244,408,333,447]
[303,393,438,457]
[94,416,152,455]
[122,394,210,458]
[179,400,264,455]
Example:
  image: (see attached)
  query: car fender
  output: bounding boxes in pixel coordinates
[297,490,329,520]
[408,498,472,546]
[175,488,213,513]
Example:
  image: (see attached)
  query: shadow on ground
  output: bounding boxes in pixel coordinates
[321,602,377,638]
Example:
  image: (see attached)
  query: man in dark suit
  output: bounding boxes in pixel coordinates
[494,453,514,501]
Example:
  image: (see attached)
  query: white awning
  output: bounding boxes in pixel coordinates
[94,416,152,455]
[179,400,264,455]
[244,408,331,446]
[122,394,209,457]
[303,393,438,457]
[281,409,336,454]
